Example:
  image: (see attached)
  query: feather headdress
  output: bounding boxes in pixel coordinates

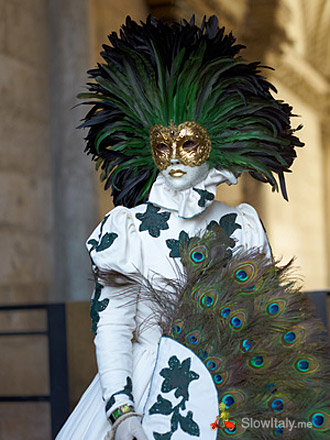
[79,15,303,207]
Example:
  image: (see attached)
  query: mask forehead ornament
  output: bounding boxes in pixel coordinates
[150,121,212,170]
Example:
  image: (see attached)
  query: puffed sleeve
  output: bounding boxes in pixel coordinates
[236,203,273,260]
[86,206,143,419]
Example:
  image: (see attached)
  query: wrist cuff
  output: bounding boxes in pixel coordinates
[108,404,135,425]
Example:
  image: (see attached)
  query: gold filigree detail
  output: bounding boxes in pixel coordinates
[150,121,212,170]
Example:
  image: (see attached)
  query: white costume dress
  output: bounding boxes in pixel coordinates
[56,169,271,439]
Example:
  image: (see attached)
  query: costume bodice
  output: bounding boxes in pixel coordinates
[85,174,271,418]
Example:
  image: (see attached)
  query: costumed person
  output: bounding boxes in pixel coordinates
[56,15,330,440]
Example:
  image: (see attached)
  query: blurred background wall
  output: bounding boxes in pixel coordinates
[0,0,329,438]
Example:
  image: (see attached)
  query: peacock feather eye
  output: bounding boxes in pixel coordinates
[189,245,208,264]
[297,359,309,371]
[222,394,235,408]
[172,319,184,336]
[207,360,217,370]
[199,290,217,309]
[250,354,264,368]
[308,409,330,430]
[281,326,306,347]
[267,395,292,415]
[293,356,320,374]
[308,411,330,430]
[271,398,284,413]
[220,306,231,318]
[198,349,208,360]
[311,412,325,428]
[214,373,224,384]
[191,251,204,263]
[220,390,245,408]
[205,357,221,372]
[233,262,257,284]
[240,338,253,352]
[283,331,296,343]
[268,303,279,314]
[273,424,284,436]
[265,299,287,317]
[229,310,246,331]
[185,330,200,346]
[214,371,228,387]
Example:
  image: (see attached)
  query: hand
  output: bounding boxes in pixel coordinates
[116,416,147,440]
[104,415,147,440]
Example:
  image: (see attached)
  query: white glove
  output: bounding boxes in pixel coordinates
[104,415,147,440]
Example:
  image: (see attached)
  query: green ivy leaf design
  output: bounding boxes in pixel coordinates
[88,214,118,253]
[90,282,109,334]
[96,232,118,252]
[151,355,200,439]
[171,412,179,432]
[160,356,199,400]
[166,230,190,258]
[219,213,242,236]
[87,238,98,248]
[136,204,170,238]
[207,213,241,237]
[153,432,172,440]
[192,188,215,207]
[106,376,134,412]
[88,232,118,253]
[178,411,200,436]
[100,214,110,230]
[149,395,173,416]
[206,213,241,252]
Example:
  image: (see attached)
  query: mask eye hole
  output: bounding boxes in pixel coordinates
[182,140,198,151]
[155,142,170,153]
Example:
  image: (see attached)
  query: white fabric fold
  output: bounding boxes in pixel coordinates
[148,168,237,218]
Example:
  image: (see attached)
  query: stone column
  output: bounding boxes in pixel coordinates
[48,0,98,302]
[0,0,53,304]
[0,1,55,438]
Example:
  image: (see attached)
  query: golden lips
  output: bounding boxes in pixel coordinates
[168,169,187,177]
[150,121,212,171]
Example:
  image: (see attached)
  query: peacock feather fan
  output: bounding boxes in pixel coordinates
[78,15,304,207]
[98,224,330,439]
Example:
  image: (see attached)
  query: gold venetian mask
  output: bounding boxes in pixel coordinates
[150,121,211,170]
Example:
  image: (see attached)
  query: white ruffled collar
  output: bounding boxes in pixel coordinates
[148,168,237,219]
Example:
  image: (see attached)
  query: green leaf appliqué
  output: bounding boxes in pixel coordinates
[136,204,170,238]
[178,412,200,435]
[150,355,200,438]
[212,213,242,237]
[166,230,191,258]
[206,213,241,254]
[106,376,134,412]
[95,232,118,252]
[149,395,173,415]
[90,282,109,334]
[87,214,118,253]
[192,188,215,207]
[160,356,199,400]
